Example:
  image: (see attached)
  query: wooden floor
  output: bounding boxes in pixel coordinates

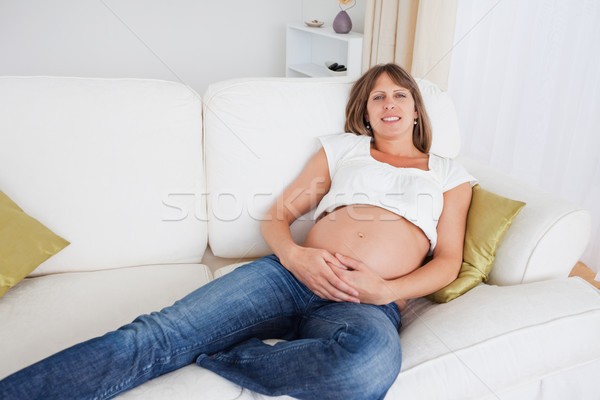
[569,262,600,289]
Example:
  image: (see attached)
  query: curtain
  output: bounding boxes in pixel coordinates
[362,0,458,89]
[448,0,600,274]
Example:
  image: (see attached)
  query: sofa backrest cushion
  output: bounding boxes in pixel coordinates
[203,77,460,258]
[0,77,207,275]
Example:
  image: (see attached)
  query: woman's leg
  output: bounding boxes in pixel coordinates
[198,300,402,400]
[0,255,311,400]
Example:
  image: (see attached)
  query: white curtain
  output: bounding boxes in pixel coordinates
[362,0,457,89]
[448,0,600,274]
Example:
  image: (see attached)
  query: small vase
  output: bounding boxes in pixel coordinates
[333,10,352,34]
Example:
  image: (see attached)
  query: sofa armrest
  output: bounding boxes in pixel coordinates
[456,156,591,286]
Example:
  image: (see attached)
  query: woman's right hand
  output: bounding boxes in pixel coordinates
[259,148,358,302]
[280,245,360,303]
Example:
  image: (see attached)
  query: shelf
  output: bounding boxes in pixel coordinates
[288,63,346,78]
[286,22,363,79]
[287,23,364,41]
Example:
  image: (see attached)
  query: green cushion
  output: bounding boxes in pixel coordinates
[0,190,69,297]
[427,184,526,303]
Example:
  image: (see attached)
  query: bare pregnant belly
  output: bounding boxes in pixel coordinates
[303,204,430,280]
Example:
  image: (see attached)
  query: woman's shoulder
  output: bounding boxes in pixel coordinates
[428,153,463,169]
[428,153,477,191]
[428,152,451,170]
[317,132,369,175]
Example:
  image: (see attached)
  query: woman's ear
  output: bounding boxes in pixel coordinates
[364,112,370,122]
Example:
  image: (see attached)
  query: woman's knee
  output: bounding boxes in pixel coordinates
[325,325,401,399]
[357,336,401,389]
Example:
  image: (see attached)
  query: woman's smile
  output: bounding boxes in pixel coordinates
[365,72,417,139]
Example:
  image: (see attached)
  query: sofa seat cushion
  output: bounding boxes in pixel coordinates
[0,263,212,380]
[213,261,254,279]
[118,365,255,400]
[212,263,600,399]
[390,277,600,399]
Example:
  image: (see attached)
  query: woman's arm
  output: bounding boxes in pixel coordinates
[261,148,360,303]
[334,182,472,304]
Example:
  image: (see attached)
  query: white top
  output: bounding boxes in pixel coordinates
[315,133,477,253]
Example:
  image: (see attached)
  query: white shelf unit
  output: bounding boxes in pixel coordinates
[286,23,363,79]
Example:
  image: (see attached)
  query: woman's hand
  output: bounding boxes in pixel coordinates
[333,253,400,305]
[281,246,360,303]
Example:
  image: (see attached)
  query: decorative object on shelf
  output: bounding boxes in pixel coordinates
[325,61,347,76]
[333,0,356,34]
[304,20,324,28]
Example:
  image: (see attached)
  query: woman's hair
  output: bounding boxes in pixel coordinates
[344,63,432,153]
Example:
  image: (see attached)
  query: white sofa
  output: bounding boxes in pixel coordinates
[1,75,599,400]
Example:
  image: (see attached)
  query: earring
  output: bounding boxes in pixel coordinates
[366,122,372,130]
[414,119,418,125]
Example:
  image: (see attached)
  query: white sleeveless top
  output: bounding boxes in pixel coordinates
[314,133,476,253]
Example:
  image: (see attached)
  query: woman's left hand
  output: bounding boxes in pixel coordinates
[331,253,399,305]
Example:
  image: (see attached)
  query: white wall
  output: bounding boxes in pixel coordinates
[0,0,302,95]
[0,0,366,96]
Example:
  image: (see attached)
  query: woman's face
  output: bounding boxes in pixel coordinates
[365,72,418,140]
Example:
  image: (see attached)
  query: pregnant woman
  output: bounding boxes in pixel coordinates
[0,63,474,400]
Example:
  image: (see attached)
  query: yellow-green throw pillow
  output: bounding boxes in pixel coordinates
[427,184,526,303]
[0,190,69,298]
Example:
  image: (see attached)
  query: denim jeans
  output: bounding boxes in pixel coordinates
[0,255,402,400]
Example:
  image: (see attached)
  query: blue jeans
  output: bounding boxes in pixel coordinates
[0,255,402,400]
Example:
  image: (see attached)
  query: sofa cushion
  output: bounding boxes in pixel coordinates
[0,263,212,380]
[118,365,250,400]
[427,185,525,303]
[0,77,207,275]
[416,78,461,158]
[389,278,600,399]
[210,264,600,400]
[0,190,69,297]
[203,77,461,258]
[457,156,591,285]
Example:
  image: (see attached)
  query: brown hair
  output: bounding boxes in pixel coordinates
[344,63,432,153]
